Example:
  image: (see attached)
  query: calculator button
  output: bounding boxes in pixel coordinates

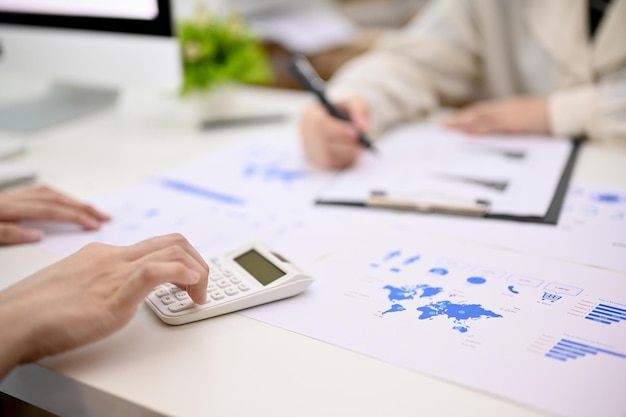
[216,279,231,288]
[238,283,250,291]
[175,291,190,301]
[229,276,241,284]
[154,288,169,298]
[210,274,223,282]
[222,269,234,277]
[169,286,183,293]
[161,295,176,305]
[224,287,239,296]
[168,300,195,312]
[207,283,218,292]
[210,291,226,300]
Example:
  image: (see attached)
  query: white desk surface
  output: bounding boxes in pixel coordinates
[1,71,625,417]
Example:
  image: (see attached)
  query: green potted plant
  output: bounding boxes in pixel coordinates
[178,8,274,96]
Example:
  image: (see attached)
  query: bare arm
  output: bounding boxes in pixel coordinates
[0,233,209,379]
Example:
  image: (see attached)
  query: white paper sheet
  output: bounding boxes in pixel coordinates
[243,225,626,417]
[319,124,573,217]
[158,137,336,209]
[389,180,626,272]
[35,136,392,267]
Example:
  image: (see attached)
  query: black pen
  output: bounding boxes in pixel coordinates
[288,54,377,152]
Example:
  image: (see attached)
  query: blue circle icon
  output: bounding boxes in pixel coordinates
[467,276,487,285]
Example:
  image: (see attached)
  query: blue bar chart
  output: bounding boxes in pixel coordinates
[546,339,626,362]
[585,303,626,325]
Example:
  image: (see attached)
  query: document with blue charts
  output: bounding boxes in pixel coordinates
[389,180,626,272]
[34,134,388,266]
[243,224,626,417]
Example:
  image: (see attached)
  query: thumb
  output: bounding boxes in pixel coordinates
[0,223,44,244]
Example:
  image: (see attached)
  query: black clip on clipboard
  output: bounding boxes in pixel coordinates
[316,138,582,225]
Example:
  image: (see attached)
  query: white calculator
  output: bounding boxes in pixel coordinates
[145,243,315,325]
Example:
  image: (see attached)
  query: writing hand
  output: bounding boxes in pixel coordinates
[300,96,371,169]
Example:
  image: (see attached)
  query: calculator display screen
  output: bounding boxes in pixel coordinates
[233,249,285,286]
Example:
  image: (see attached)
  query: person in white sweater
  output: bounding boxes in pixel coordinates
[300,0,626,169]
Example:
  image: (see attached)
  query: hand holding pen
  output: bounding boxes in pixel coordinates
[289,55,377,170]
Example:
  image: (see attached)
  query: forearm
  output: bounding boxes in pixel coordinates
[327,0,482,136]
[328,53,441,137]
[0,304,31,379]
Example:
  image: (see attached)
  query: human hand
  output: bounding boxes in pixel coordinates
[0,233,209,375]
[300,96,371,169]
[446,97,551,136]
[0,184,110,245]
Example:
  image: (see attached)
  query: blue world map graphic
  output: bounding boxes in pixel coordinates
[381,284,502,333]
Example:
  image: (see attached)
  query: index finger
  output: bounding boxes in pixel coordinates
[319,112,361,147]
[123,233,209,273]
[0,201,105,230]
[17,185,111,221]
[340,98,370,133]
[115,261,205,308]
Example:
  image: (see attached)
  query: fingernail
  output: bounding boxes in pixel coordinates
[85,218,101,229]
[22,228,43,242]
[197,292,208,305]
[99,213,112,221]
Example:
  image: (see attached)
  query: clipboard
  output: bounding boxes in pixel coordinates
[315,138,582,225]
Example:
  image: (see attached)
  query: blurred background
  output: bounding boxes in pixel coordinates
[173,0,428,88]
